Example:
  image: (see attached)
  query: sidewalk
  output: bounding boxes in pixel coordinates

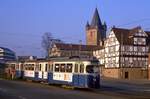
[101,77,150,85]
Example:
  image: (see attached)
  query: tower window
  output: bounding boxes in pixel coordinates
[90,32,93,37]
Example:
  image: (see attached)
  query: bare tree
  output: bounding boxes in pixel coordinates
[41,32,63,58]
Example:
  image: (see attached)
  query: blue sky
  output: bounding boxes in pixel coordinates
[0,0,150,57]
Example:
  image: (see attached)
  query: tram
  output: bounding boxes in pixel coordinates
[48,58,100,88]
[7,57,100,88]
[5,61,24,79]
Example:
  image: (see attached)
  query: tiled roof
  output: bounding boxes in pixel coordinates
[54,43,103,51]
[111,26,150,45]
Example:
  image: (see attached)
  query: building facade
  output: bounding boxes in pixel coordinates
[0,47,16,63]
[49,43,101,58]
[94,26,150,79]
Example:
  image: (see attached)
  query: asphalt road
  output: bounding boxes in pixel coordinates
[0,78,150,99]
[100,78,150,99]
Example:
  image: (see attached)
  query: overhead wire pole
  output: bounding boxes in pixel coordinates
[79,40,82,58]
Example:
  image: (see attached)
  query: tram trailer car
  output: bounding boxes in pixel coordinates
[23,60,37,81]
[23,59,50,82]
[35,60,49,82]
[6,61,24,79]
[48,58,100,88]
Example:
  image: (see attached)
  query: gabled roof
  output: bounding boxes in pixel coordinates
[111,26,150,45]
[54,43,103,51]
[90,8,102,28]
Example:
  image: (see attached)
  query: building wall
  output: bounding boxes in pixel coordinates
[50,45,93,58]
[93,49,105,65]
[102,68,148,79]
[86,28,99,45]
[0,48,16,61]
[105,31,120,68]
[148,67,150,80]
[102,68,120,78]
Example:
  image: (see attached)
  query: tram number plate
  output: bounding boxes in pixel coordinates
[53,73,72,82]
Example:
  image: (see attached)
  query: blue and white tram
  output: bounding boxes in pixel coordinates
[48,58,100,88]
[23,60,36,80]
[35,60,49,82]
[23,59,49,82]
[6,61,24,79]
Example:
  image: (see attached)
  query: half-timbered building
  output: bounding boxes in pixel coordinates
[95,26,150,79]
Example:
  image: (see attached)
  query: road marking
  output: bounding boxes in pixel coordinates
[18,96,27,99]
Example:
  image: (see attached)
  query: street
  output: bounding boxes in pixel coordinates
[0,78,150,99]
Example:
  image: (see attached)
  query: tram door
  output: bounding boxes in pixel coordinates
[74,63,85,86]
[78,64,85,86]
[73,64,79,86]
[74,63,86,87]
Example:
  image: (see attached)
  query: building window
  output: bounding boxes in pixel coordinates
[90,32,93,37]
[134,46,137,51]
[141,38,146,45]
[134,38,138,44]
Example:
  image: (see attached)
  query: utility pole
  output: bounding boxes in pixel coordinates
[79,40,82,58]
[69,43,72,57]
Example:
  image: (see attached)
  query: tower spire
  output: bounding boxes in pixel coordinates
[91,8,102,28]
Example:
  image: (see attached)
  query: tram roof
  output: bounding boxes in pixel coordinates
[49,57,99,62]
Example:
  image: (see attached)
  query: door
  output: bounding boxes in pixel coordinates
[125,72,128,79]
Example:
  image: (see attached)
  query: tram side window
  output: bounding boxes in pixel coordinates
[35,64,39,71]
[80,64,84,73]
[60,64,65,72]
[31,64,34,70]
[55,64,60,72]
[74,64,78,73]
[11,64,16,70]
[39,64,41,71]
[45,64,47,71]
[14,64,19,70]
[20,64,23,70]
[49,64,53,72]
[66,64,72,73]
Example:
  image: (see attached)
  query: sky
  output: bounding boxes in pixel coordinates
[0,0,150,57]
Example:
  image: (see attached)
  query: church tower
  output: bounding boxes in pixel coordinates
[86,8,107,46]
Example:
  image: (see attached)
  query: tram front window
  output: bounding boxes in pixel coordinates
[86,65,99,73]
